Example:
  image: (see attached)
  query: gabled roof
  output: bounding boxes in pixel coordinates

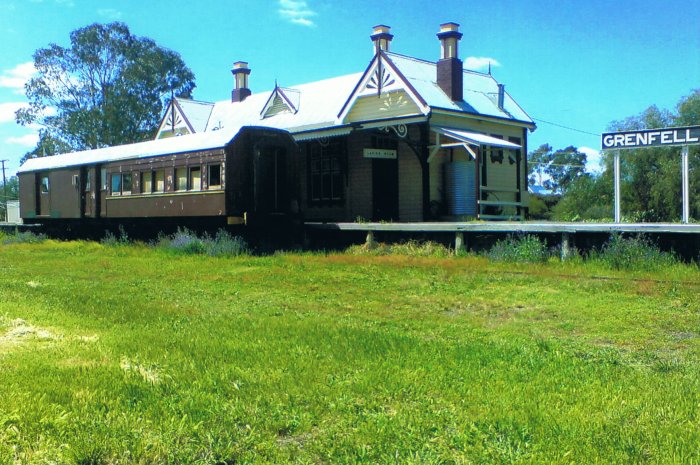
[261,86,300,118]
[19,45,535,173]
[176,98,215,132]
[385,52,533,124]
[337,50,430,122]
[204,73,363,134]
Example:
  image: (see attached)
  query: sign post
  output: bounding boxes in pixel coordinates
[602,125,700,224]
[682,145,689,224]
[614,150,621,223]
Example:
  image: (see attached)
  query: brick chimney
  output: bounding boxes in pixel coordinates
[231,61,251,103]
[436,22,463,102]
[497,83,505,111]
[371,25,393,53]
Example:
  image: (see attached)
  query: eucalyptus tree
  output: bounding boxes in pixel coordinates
[16,22,195,157]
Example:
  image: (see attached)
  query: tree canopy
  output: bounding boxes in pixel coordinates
[16,22,195,159]
[552,89,700,222]
[528,144,587,194]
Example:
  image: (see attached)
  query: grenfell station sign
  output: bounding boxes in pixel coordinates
[602,125,700,150]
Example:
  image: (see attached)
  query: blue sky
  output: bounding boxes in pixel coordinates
[0,0,698,176]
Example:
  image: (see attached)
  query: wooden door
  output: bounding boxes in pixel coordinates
[372,158,398,221]
[255,147,287,213]
[37,173,50,216]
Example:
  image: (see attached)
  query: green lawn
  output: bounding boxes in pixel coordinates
[1,240,700,464]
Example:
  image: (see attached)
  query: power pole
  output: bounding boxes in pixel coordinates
[1,159,7,223]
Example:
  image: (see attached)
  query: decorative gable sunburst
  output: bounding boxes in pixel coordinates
[337,51,429,124]
[366,66,395,93]
[155,99,195,139]
[261,86,300,119]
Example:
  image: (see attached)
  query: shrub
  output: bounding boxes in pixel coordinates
[206,229,249,257]
[1,230,47,244]
[486,235,549,263]
[158,228,248,257]
[101,226,129,246]
[161,228,206,255]
[592,234,678,270]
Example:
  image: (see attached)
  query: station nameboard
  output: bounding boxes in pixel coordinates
[363,148,397,159]
[602,126,700,150]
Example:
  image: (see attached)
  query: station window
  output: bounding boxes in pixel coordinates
[40,176,49,194]
[208,164,221,188]
[175,167,188,191]
[189,166,201,190]
[308,139,344,205]
[488,135,505,164]
[141,171,153,194]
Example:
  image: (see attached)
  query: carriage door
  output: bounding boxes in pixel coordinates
[36,172,50,216]
[80,166,90,217]
[256,146,287,214]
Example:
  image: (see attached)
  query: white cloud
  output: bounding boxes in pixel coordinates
[6,133,39,147]
[97,8,122,20]
[464,57,500,71]
[0,62,36,94]
[278,0,316,27]
[0,102,28,124]
[579,146,603,174]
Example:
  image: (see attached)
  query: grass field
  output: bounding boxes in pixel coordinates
[1,238,700,464]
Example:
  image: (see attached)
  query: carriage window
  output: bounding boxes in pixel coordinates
[154,170,165,192]
[111,173,122,195]
[141,171,153,194]
[189,166,201,191]
[40,176,50,193]
[110,173,132,195]
[175,168,188,191]
[208,164,221,188]
[85,171,91,192]
[101,168,108,190]
[122,173,132,195]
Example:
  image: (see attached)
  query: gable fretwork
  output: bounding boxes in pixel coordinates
[338,51,429,124]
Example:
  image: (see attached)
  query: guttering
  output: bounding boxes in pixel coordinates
[291,115,429,142]
[431,107,537,131]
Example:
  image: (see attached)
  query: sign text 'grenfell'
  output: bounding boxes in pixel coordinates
[602,126,700,150]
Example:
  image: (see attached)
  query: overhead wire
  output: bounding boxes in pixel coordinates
[531,117,601,137]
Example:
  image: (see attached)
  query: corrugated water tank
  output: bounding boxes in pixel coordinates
[445,160,476,216]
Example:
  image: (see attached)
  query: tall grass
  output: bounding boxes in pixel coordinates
[346,239,453,257]
[485,234,550,263]
[0,241,699,463]
[591,234,679,270]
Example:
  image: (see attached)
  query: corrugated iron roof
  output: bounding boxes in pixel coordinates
[18,126,242,173]
[18,50,534,173]
[385,52,533,124]
[175,98,215,132]
[204,73,363,134]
